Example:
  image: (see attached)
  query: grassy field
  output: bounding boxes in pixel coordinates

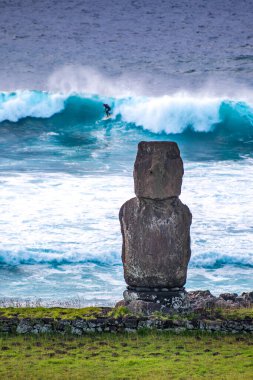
[0,331,252,380]
[0,306,108,320]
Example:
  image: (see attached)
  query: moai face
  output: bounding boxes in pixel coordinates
[134,141,184,199]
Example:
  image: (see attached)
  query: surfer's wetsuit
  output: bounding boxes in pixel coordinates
[103,104,111,117]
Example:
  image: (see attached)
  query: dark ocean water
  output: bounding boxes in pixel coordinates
[0,0,252,305]
[1,0,253,92]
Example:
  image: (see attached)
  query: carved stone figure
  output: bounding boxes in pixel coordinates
[119,141,192,313]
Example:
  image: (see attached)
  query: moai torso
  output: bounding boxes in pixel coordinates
[120,141,192,289]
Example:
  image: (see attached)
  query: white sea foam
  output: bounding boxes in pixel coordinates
[0,159,253,268]
[114,94,222,133]
[0,173,133,265]
[0,90,65,122]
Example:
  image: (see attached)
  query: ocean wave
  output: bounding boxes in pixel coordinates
[0,90,252,138]
[0,90,66,122]
[190,252,253,269]
[1,249,252,269]
[0,250,121,266]
[114,94,222,133]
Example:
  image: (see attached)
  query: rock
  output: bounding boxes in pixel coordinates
[115,300,129,308]
[127,300,163,316]
[17,320,32,334]
[120,196,192,288]
[186,291,253,311]
[71,327,82,335]
[123,317,138,329]
[188,290,217,310]
[134,141,184,199]
[234,296,248,307]
[241,292,253,305]
[219,293,238,302]
[32,324,52,334]
[215,299,232,309]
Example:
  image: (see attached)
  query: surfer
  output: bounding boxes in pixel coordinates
[103,103,111,117]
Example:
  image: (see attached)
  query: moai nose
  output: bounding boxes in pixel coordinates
[148,162,157,175]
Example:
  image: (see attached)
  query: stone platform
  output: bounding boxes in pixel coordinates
[124,287,189,310]
[120,287,190,315]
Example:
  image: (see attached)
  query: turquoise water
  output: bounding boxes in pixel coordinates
[0,90,252,305]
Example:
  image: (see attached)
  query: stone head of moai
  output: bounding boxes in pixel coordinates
[119,141,192,310]
[134,141,184,199]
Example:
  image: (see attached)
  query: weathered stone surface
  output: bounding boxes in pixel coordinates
[124,287,189,310]
[127,300,163,316]
[115,299,127,308]
[187,290,217,310]
[134,141,184,199]
[120,196,192,288]
[241,291,253,304]
[219,293,238,302]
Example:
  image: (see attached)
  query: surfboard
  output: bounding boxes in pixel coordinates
[102,114,113,121]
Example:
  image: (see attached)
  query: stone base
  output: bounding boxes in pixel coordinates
[123,287,189,311]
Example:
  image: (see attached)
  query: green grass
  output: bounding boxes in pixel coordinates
[0,331,252,379]
[0,306,252,321]
[107,306,130,318]
[0,307,107,320]
[215,307,253,320]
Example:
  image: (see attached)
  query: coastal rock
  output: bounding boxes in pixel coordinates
[241,291,253,304]
[188,290,253,310]
[134,141,184,199]
[219,293,238,302]
[120,196,192,288]
[188,290,217,309]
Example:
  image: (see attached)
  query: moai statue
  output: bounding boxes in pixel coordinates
[119,141,192,314]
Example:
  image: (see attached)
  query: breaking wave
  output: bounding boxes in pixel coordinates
[1,249,252,269]
[0,90,253,138]
[0,250,121,266]
[190,252,253,269]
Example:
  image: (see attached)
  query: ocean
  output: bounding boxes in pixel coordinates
[0,0,252,306]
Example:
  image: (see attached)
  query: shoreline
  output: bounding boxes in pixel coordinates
[1,289,252,308]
